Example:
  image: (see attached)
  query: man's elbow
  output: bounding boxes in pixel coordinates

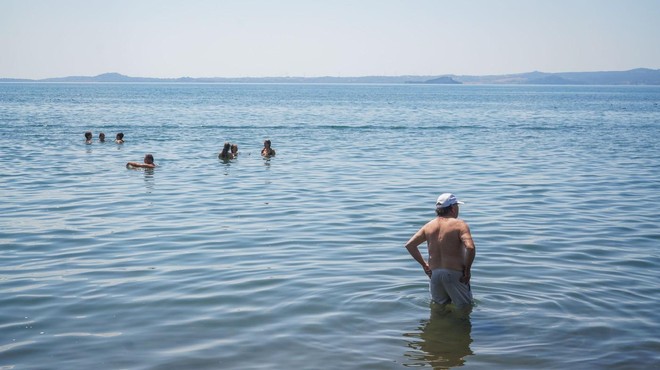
[404,243,419,253]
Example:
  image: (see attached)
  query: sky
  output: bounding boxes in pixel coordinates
[1,0,659,79]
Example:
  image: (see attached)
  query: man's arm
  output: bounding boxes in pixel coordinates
[405,228,432,278]
[459,222,476,284]
[126,162,155,168]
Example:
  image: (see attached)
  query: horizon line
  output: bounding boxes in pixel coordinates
[1,67,659,81]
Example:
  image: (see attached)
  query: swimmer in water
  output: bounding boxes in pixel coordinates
[219,142,232,160]
[127,154,156,169]
[115,132,124,144]
[261,139,276,157]
[84,131,93,144]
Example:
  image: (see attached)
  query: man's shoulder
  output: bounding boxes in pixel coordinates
[433,217,469,229]
[450,218,469,227]
[453,219,471,233]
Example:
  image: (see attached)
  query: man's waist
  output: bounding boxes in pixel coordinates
[430,267,464,273]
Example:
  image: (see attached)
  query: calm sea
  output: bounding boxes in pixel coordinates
[1,83,659,369]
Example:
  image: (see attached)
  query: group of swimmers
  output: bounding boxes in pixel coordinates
[85,131,475,309]
[85,131,124,144]
[219,142,239,160]
[84,131,275,169]
[84,130,151,168]
[218,139,276,160]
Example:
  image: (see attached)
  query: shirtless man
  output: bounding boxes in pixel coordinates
[404,193,476,308]
[126,154,156,169]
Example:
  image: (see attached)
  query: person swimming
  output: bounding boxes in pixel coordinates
[84,131,93,144]
[126,154,156,169]
[230,143,239,157]
[261,139,276,157]
[98,132,106,142]
[219,142,232,160]
[115,132,124,144]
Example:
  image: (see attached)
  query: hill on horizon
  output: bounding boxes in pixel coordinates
[1,68,659,85]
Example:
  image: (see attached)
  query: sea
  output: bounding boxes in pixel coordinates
[1,82,659,369]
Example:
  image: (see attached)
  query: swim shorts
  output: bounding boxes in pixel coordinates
[430,268,473,307]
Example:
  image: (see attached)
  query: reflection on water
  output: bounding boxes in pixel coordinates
[262,156,272,168]
[143,168,154,193]
[219,158,232,175]
[404,306,473,369]
[126,166,155,192]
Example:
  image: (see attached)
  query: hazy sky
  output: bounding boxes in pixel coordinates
[1,0,659,79]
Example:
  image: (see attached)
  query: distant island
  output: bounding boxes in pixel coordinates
[413,76,462,84]
[1,68,659,85]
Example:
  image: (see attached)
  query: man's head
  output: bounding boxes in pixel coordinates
[85,131,92,140]
[144,154,154,164]
[435,193,464,217]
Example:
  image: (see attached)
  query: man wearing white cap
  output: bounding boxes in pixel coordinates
[404,193,476,308]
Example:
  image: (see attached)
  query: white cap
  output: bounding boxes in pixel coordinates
[436,193,464,209]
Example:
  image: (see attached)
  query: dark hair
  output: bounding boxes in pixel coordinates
[85,131,92,139]
[264,139,271,146]
[219,142,231,159]
[435,204,455,217]
[145,154,154,163]
[116,132,124,139]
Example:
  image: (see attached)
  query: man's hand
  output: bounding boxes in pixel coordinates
[460,269,471,284]
[423,264,432,279]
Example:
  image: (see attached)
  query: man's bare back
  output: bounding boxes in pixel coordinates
[405,193,475,284]
[423,217,474,271]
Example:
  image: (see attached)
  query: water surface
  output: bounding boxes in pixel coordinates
[1,83,659,369]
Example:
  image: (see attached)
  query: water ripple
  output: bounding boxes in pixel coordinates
[1,84,659,369]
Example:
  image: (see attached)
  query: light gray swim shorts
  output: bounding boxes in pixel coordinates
[430,268,473,307]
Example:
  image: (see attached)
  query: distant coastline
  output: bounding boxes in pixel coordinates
[1,68,659,85]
